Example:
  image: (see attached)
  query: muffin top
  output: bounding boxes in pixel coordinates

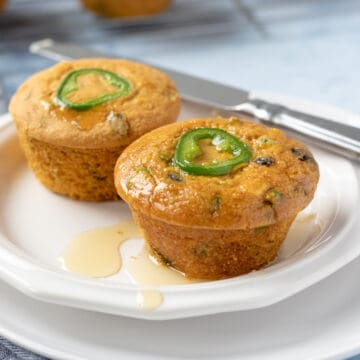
[115,117,319,230]
[9,58,180,149]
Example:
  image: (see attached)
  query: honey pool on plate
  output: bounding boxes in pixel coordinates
[60,220,139,278]
[60,213,320,311]
[60,219,198,311]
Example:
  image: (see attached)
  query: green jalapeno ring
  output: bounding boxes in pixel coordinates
[56,68,132,111]
[174,127,252,176]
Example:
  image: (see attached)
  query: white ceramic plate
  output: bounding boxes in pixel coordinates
[0,96,359,321]
[3,251,360,360]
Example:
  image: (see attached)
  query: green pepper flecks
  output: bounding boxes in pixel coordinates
[254,226,268,234]
[126,178,134,190]
[136,166,152,175]
[56,68,132,111]
[159,152,172,163]
[174,128,252,176]
[127,167,154,189]
[210,195,221,216]
[194,243,209,259]
[264,188,282,206]
[257,137,277,145]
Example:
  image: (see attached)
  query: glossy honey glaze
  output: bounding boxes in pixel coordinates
[126,247,199,286]
[66,73,119,104]
[60,220,139,278]
[194,139,233,164]
[54,71,134,130]
[60,219,197,311]
[137,289,164,311]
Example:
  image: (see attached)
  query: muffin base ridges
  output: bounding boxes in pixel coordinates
[133,210,296,280]
[19,133,124,201]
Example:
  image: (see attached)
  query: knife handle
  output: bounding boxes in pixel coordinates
[235,99,360,160]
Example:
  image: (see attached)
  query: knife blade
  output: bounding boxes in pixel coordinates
[30,39,360,160]
[29,39,250,107]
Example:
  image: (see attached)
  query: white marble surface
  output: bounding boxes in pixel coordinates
[0,0,360,359]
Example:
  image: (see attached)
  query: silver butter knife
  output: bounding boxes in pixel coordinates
[30,39,360,161]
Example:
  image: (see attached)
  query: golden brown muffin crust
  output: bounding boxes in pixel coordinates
[19,133,124,201]
[9,58,180,149]
[133,210,296,279]
[115,117,319,229]
[81,0,171,18]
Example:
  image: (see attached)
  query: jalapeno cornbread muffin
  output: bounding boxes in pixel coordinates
[80,0,171,18]
[9,58,180,201]
[115,117,319,280]
[0,0,6,11]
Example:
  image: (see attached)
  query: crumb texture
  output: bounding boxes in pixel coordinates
[134,210,295,279]
[19,133,124,201]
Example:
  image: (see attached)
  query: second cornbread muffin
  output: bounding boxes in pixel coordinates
[9,58,180,201]
[80,0,171,18]
[115,117,319,280]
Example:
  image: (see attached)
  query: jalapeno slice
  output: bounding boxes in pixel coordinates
[174,128,252,176]
[56,68,132,111]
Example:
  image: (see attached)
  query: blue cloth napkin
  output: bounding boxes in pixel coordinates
[0,337,47,360]
[1,335,360,360]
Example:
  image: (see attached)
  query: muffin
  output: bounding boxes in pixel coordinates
[0,0,6,11]
[115,117,319,280]
[80,0,171,18]
[9,58,180,201]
